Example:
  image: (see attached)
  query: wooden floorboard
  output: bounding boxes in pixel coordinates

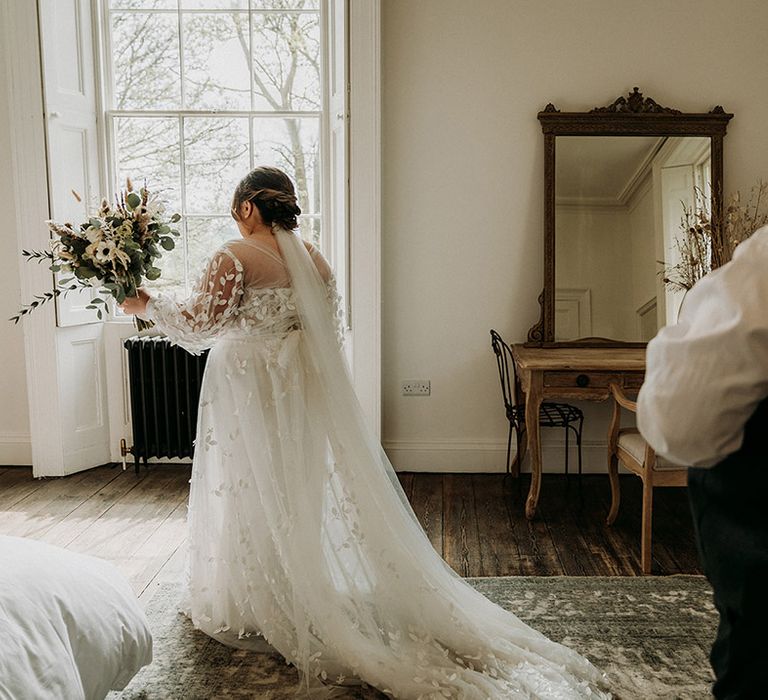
[397,472,414,502]
[127,498,189,598]
[654,486,701,572]
[40,468,149,548]
[410,473,443,556]
[539,480,599,576]
[2,467,121,539]
[0,467,702,599]
[65,467,189,563]
[442,474,483,577]
[586,476,644,575]
[472,474,520,576]
[139,535,188,603]
[0,468,51,510]
[570,480,625,575]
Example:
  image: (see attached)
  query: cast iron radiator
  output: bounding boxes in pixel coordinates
[124,336,209,473]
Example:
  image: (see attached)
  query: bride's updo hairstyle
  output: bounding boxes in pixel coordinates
[231,166,301,231]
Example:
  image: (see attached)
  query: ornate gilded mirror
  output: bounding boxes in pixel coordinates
[527,88,733,346]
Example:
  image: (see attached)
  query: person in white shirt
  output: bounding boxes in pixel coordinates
[638,226,768,699]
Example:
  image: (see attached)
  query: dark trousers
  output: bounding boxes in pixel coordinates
[688,459,768,699]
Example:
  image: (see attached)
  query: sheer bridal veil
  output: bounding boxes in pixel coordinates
[273,227,608,699]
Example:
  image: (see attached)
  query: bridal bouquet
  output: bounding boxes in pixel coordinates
[11,180,180,329]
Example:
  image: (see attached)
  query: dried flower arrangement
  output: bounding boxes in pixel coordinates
[663,180,768,292]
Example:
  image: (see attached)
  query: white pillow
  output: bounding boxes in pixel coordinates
[0,535,152,700]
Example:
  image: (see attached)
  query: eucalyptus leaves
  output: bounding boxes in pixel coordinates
[12,180,180,329]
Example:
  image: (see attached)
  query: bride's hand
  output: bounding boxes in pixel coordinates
[120,287,150,316]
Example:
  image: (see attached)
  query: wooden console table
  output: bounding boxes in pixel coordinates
[511,345,646,519]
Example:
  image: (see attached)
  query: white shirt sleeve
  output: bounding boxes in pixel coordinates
[637,226,768,467]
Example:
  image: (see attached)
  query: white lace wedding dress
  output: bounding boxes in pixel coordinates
[143,228,609,699]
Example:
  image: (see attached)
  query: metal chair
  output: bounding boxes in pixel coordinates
[490,329,584,480]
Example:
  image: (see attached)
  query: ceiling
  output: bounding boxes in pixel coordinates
[556,136,663,204]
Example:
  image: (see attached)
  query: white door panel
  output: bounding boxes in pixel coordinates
[39,0,102,327]
[59,325,110,473]
[36,0,111,472]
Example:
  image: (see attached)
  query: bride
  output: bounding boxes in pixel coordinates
[121,166,609,699]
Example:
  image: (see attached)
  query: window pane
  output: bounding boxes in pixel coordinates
[252,117,320,216]
[182,13,251,110]
[152,229,187,293]
[184,117,250,215]
[114,117,182,214]
[111,13,181,109]
[186,217,240,277]
[110,0,177,8]
[299,215,320,246]
[251,12,320,111]
[253,1,320,9]
[181,0,247,8]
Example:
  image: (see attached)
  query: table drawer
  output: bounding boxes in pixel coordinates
[622,373,646,390]
[543,372,645,391]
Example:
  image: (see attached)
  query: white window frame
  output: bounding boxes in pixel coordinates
[347,0,380,434]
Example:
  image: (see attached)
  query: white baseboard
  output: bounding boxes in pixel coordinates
[383,438,614,474]
[0,433,33,466]
[4,430,615,474]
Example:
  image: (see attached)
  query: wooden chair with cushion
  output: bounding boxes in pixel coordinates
[606,383,688,574]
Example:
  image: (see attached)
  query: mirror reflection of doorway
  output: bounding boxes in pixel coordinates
[554,135,710,342]
[657,137,711,327]
[554,288,592,342]
[636,297,658,343]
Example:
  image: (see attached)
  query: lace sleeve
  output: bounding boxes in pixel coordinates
[144,246,245,355]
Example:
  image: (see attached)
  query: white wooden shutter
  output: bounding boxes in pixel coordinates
[36,0,111,474]
[39,0,103,327]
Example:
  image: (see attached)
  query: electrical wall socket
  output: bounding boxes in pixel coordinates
[401,380,431,396]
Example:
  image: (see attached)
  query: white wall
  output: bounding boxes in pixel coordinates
[555,205,633,340]
[0,3,32,465]
[381,0,768,472]
[627,177,657,327]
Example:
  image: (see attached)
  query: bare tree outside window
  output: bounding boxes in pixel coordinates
[106,0,322,294]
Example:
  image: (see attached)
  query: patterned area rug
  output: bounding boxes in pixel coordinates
[111,576,716,699]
